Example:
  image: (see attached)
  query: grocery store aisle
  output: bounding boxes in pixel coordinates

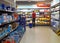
[20,26,60,43]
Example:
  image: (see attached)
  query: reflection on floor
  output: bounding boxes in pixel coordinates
[20,26,60,43]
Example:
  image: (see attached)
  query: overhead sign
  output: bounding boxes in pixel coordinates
[17,2,50,9]
[37,2,50,7]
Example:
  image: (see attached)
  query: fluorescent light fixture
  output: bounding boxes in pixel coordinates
[17,9,33,12]
[16,0,45,1]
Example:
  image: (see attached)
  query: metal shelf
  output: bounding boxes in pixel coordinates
[26,23,50,25]
[51,2,60,8]
[51,10,60,13]
[51,18,60,21]
[0,20,19,27]
[0,9,15,13]
[51,26,60,36]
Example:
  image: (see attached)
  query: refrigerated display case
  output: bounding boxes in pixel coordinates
[25,8,51,26]
[51,1,60,35]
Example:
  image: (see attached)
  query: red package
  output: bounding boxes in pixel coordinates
[4,40,10,43]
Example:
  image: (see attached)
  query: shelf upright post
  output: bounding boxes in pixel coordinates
[57,2,60,31]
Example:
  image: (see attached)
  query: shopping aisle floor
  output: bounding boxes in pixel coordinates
[20,26,60,43]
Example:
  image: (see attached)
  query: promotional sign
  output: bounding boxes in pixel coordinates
[17,2,50,9]
[37,2,50,8]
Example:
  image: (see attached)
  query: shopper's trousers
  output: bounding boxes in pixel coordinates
[32,18,35,27]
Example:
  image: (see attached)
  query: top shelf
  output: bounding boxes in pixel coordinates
[51,2,60,8]
[0,9,15,13]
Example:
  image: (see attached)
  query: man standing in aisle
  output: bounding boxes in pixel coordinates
[32,11,36,27]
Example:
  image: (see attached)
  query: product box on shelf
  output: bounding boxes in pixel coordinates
[52,6,60,11]
[7,25,12,33]
[44,9,50,12]
[51,11,59,20]
[0,27,3,33]
[11,7,15,11]
[2,13,8,23]
[11,22,19,30]
[1,4,6,10]
[0,25,12,38]
[2,37,16,43]
[1,13,14,24]
[3,25,8,32]
[0,3,15,12]
[6,15,11,23]
[51,19,59,28]
[0,4,1,9]
[13,13,19,21]
[0,23,9,39]
[6,6,11,11]
[8,26,25,43]
[0,15,3,25]
[12,35,20,43]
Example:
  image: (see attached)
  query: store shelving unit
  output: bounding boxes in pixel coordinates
[25,8,51,26]
[0,9,16,40]
[0,10,26,43]
[0,24,18,41]
[0,4,26,43]
[0,0,26,43]
[51,1,60,36]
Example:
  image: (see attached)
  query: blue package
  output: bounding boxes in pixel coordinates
[0,15,4,25]
[6,6,11,11]
[0,4,2,9]
[29,23,33,28]
[7,25,11,33]
[2,13,8,22]
[6,15,10,22]
[11,7,15,11]
[1,4,5,10]
[6,15,12,22]
[0,16,2,25]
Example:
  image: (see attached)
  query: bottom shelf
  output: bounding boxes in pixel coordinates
[56,30,60,36]
[26,23,50,26]
[0,26,26,43]
[51,26,60,36]
[0,25,18,41]
[57,32,60,36]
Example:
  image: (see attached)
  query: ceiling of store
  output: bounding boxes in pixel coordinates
[16,0,52,1]
[16,1,38,5]
[16,0,45,1]
[16,0,52,5]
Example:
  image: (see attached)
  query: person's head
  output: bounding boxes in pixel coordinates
[33,11,34,12]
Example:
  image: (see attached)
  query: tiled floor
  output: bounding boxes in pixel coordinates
[20,26,60,43]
